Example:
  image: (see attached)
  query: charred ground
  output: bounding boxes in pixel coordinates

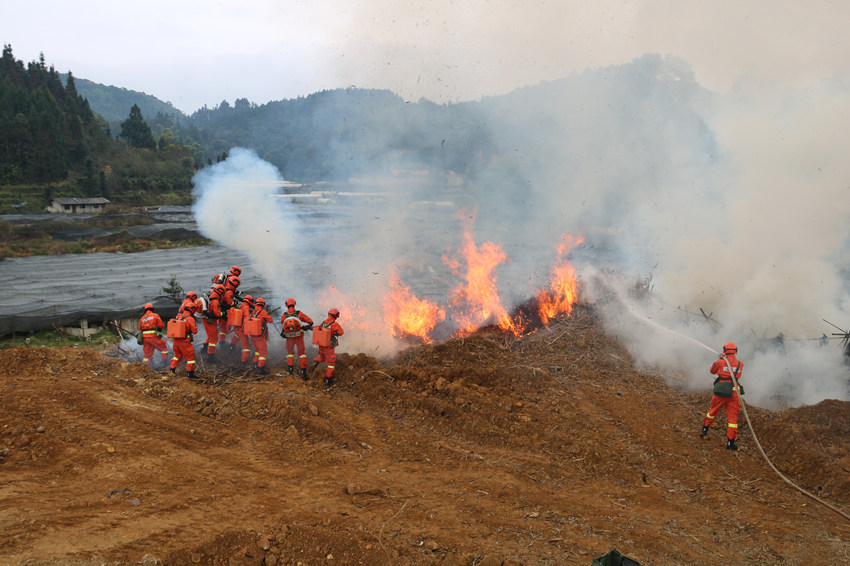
[0,308,848,565]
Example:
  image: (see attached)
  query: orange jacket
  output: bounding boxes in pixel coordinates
[710,354,743,384]
[207,296,223,318]
[319,317,344,347]
[139,312,165,332]
[251,305,274,336]
[174,310,198,338]
[281,308,313,338]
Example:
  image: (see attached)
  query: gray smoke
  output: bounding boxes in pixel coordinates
[191,57,850,408]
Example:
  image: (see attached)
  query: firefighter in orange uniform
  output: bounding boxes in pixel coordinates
[249,297,274,375]
[230,295,255,364]
[280,298,314,379]
[219,271,241,344]
[169,302,199,380]
[139,303,168,367]
[202,284,225,360]
[180,291,201,315]
[701,342,745,450]
[312,308,344,387]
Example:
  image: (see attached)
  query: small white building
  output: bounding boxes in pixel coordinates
[47,197,110,214]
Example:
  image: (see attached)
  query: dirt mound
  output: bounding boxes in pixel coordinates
[0,312,848,565]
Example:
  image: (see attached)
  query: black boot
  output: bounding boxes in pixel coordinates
[169,367,176,375]
[301,367,309,381]
[701,425,709,437]
[287,365,294,375]
[726,438,738,451]
[258,366,269,376]
[187,371,198,380]
[326,376,334,387]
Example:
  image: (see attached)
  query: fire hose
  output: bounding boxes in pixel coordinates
[721,353,850,523]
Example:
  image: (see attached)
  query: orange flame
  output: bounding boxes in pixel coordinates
[536,233,583,325]
[382,270,445,342]
[316,284,373,331]
[443,214,519,336]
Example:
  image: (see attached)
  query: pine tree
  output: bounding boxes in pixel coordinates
[119,104,156,149]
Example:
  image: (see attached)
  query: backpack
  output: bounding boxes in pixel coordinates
[282,312,303,337]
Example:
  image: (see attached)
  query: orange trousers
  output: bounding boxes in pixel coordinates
[285,336,308,369]
[251,335,268,367]
[703,392,740,440]
[170,339,196,373]
[202,318,219,354]
[142,335,168,366]
[231,327,252,362]
[314,346,336,379]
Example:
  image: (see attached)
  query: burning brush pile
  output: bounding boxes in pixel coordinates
[323,221,585,347]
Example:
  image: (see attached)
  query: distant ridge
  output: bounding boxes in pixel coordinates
[60,73,186,123]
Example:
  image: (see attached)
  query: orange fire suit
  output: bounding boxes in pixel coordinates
[703,354,744,440]
[313,317,344,380]
[139,311,168,366]
[249,305,274,368]
[169,312,198,376]
[281,308,314,370]
[202,294,223,355]
[230,299,254,362]
[219,283,239,343]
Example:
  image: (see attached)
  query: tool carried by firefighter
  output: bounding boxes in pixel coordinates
[311,308,343,387]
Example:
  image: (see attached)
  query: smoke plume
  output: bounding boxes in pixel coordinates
[191,57,850,408]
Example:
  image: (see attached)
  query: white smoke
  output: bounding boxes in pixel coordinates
[189,59,850,408]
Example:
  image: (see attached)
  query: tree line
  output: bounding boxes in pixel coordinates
[0,45,198,210]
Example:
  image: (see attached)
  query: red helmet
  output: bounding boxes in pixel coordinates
[285,298,296,307]
[143,303,154,311]
[328,308,340,318]
[723,342,738,354]
[256,298,266,307]
[227,276,241,288]
[183,302,196,314]
[243,295,254,304]
[211,284,225,297]
[230,266,241,276]
[186,291,198,301]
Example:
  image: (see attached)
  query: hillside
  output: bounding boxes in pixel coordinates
[62,74,187,124]
[0,309,848,565]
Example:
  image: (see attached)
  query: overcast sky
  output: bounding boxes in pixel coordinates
[3,0,849,114]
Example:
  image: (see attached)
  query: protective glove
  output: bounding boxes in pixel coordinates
[302,324,313,331]
[739,385,745,396]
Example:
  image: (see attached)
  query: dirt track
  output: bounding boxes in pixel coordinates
[0,309,848,565]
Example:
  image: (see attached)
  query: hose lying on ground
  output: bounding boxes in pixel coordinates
[723,354,850,523]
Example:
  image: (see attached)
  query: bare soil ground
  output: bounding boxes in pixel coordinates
[1,307,848,565]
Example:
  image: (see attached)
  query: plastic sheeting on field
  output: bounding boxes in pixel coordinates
[0,247,263,336]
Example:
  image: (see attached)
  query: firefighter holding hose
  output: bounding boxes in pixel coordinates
[701,342,745,450]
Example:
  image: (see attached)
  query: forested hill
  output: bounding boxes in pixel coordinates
[60,73,186,124]
[1,42,712,216]
[177,53,710,184]
[0,45,198,211]
[0,45,110,184]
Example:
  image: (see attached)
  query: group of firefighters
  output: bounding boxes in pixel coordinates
[141,267,749,450]
[137,265,344,387]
